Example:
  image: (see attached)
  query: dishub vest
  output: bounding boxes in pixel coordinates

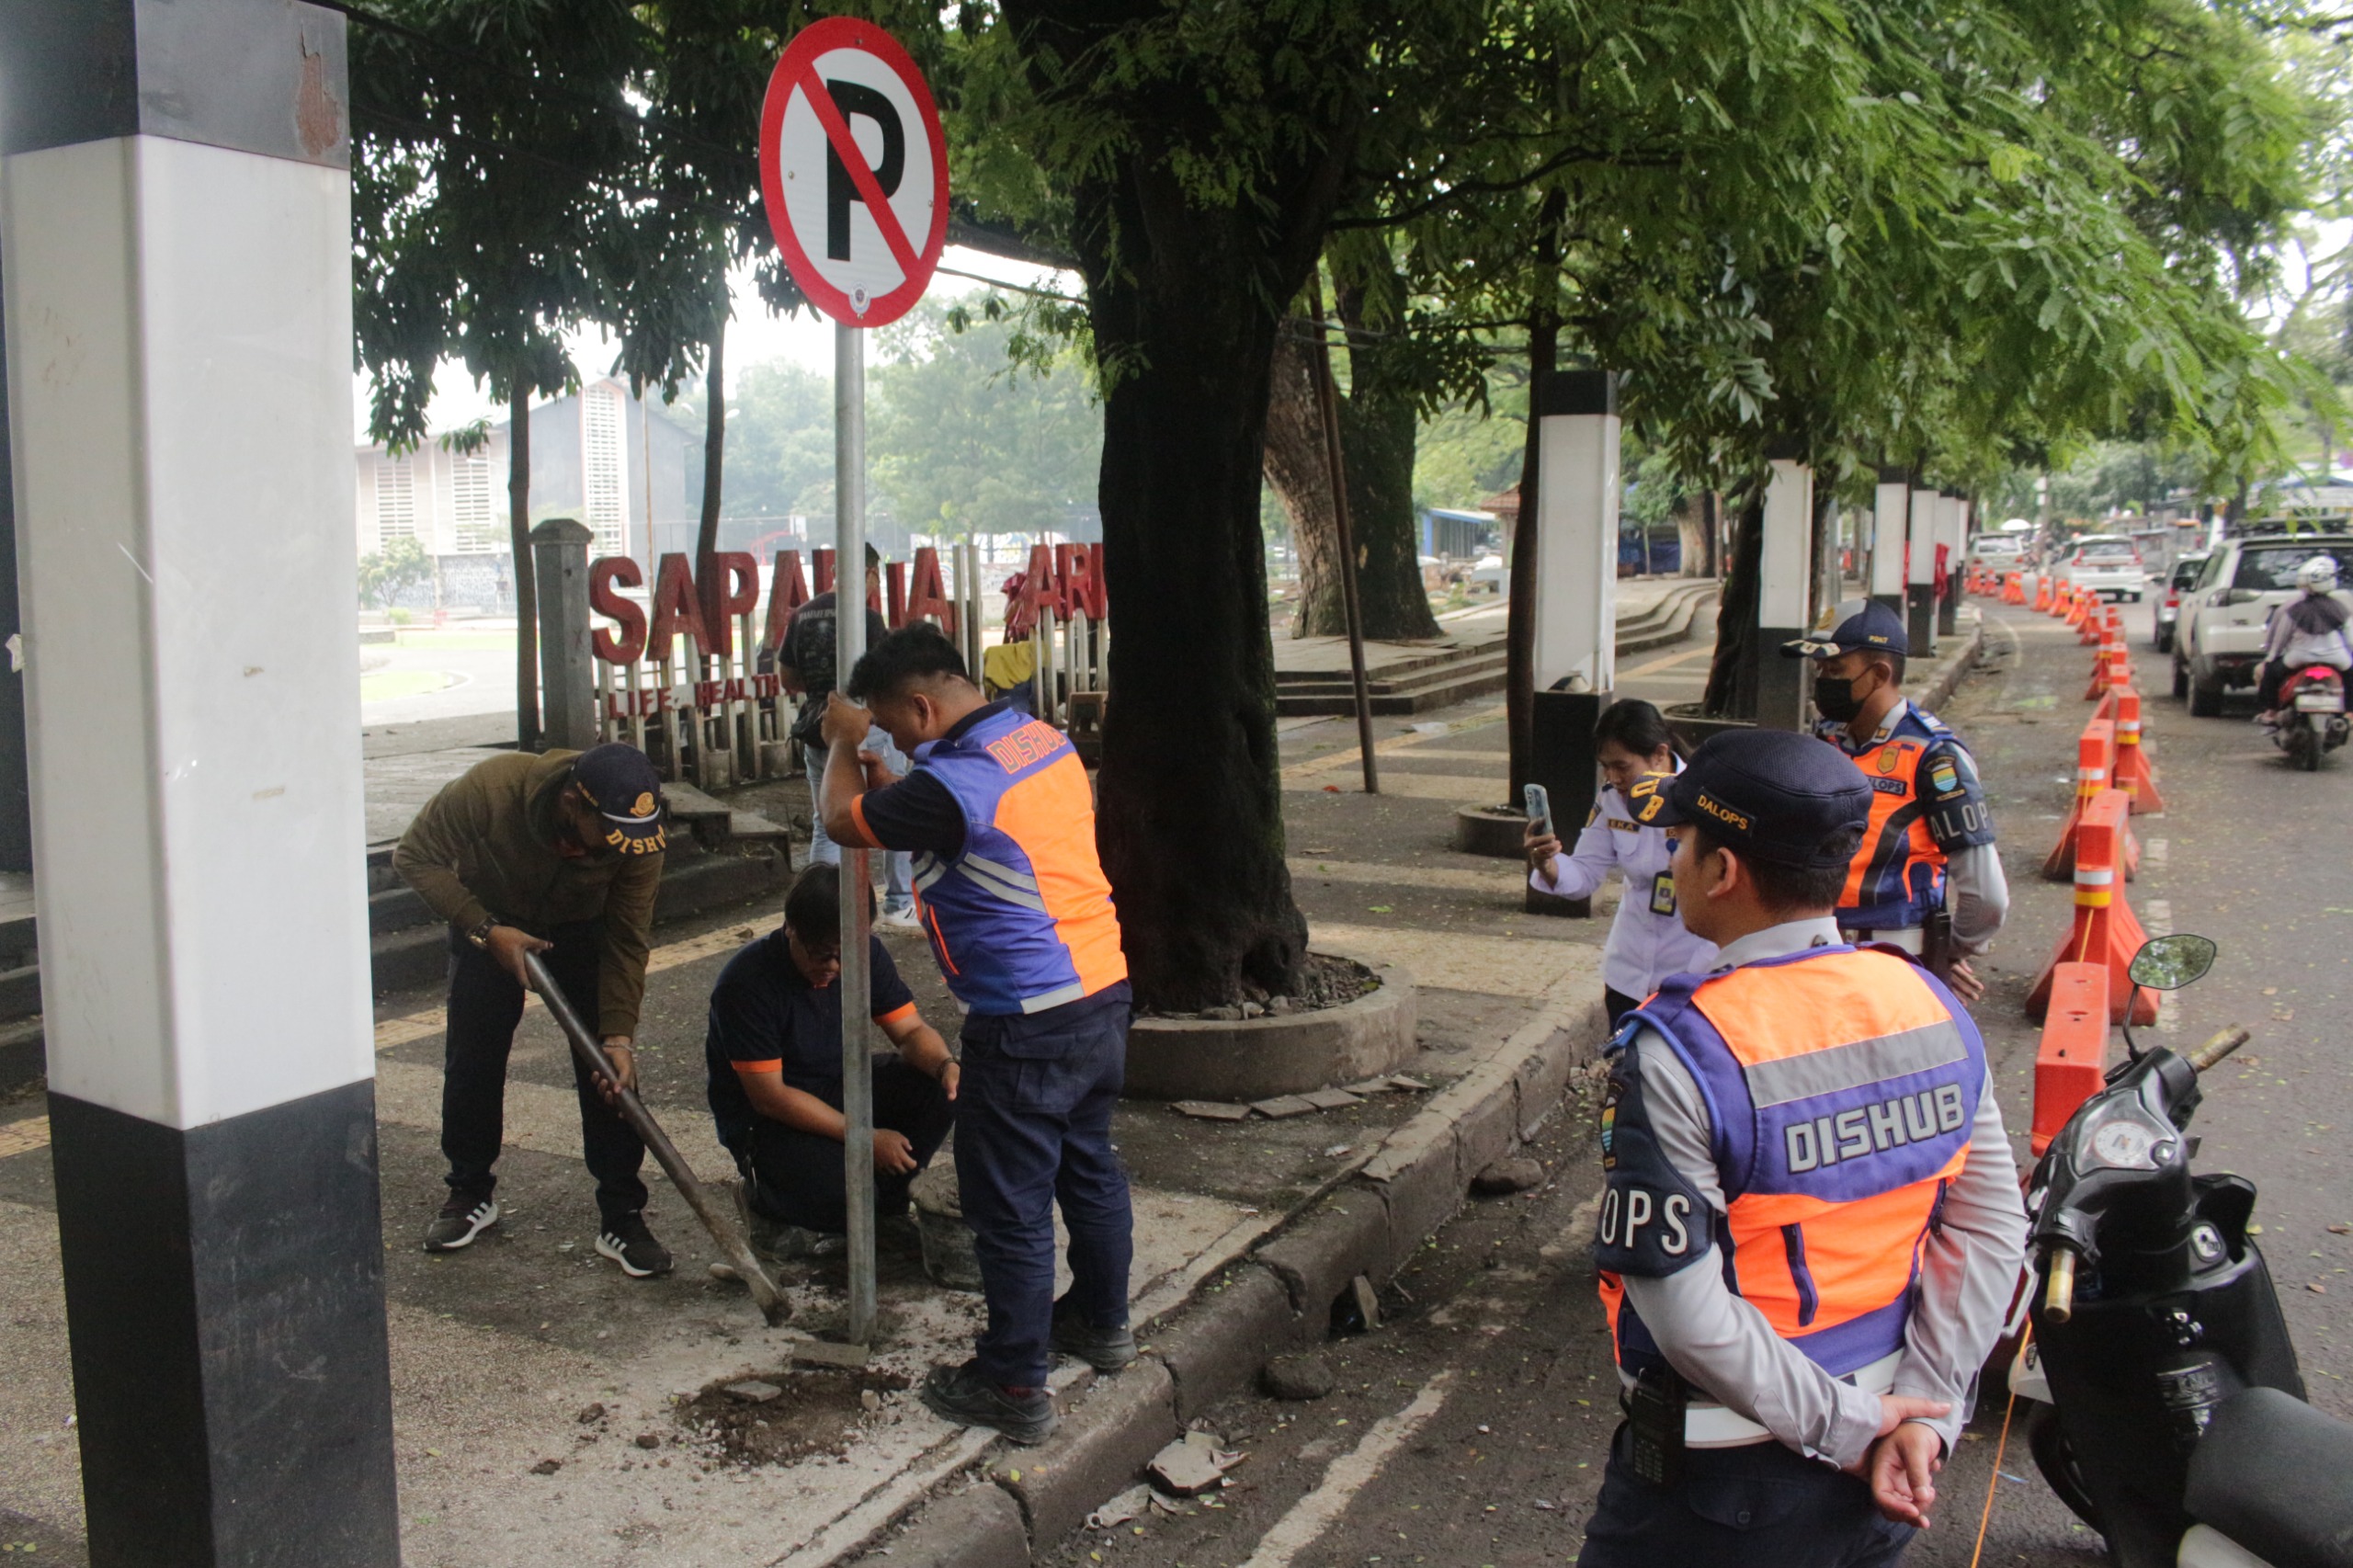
[1600,946,1984,1381]
[892,706,1127,1017]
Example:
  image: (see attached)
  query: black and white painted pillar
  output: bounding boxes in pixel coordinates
[1756,448,1815,732]
[1870,466,1909,616]
[1936,493,1964,637]
[1907,476,1939,657]
[1526,371,1620,916]
[0,4,401,1562]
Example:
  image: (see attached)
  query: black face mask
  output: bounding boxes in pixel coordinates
[1813,673,1863,722]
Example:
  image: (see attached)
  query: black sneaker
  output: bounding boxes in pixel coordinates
[1051,1299,1138,1372]
[730,1181,827,1263]
[919,1360,1058,1445]
[595,1214,675,1278]
[423,1193,499,1253]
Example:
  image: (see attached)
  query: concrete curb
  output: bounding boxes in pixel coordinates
[1615,581,1717,657]
[855,986,1610,1565]
[1123,958,1419,1100]
[1916,609,1985,713]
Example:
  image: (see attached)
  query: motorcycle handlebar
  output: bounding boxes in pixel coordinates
[2186,1025,2253,1074]
[2043,1247,2077,1324]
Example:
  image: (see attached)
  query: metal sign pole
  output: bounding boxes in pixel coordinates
[835,317,877,1346]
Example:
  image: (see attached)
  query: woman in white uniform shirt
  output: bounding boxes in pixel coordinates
[1522,699,1718,1024]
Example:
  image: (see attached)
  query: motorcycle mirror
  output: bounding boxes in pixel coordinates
[2127,934,2217,992]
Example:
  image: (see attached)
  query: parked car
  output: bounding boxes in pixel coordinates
[2052,535,2148,602]
[1968,535,2025,565]
[2175,534,2353,716]
[2154,551,2208,653]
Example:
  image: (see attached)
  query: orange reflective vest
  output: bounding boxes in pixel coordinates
[1597,946,1982,1380]
[1824,705,1977,931]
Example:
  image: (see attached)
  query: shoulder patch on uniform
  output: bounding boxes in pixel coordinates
[1591,1038,1711,1279]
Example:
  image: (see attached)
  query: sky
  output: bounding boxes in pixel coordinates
[350,246,1077,446]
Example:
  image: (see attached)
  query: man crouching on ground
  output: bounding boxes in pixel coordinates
[705,863,957,1259]
[819,623,1136,1446]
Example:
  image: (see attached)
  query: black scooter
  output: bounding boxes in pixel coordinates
[2017,935,2353,1568]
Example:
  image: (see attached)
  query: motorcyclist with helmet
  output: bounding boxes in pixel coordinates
[2254,555,2353,724]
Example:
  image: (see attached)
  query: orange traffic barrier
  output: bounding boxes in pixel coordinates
[2034,575,2054,612]
[2042,720,2115,879]
[2003,572,2025,605]
[2085,635,2113,700]
[2053,582,2076,619]
[2112,687,2165,814]
[2027,789,2154,1026]
[2031,962,2113,1155]
[2076,593,2102,643]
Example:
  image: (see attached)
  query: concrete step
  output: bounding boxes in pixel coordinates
[1278,655,1512,716]
[366,843,792,995]
[1277,649,1510,701]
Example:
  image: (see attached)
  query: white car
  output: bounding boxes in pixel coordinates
[2053,536,2147,602]
[2176,534,2353,716]
[1968,535,2025,565]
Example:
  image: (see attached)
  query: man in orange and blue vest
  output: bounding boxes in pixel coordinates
[819,623,1133,1446]
[1782,598,2007,1003]
[1580,729,2027,1566]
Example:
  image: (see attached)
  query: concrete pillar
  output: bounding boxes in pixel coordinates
[0,4,400,1562]
[1937,494,1964,636]
[1870,466,1908,614]
[1757,450,1815,731]
[532,517,597,750]
[1908,478,1939,656]
[1527,371,1620,916]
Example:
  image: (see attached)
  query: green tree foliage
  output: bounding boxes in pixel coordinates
[869,301,1102,539]
[678,358,836,522]
[358,535,433,609]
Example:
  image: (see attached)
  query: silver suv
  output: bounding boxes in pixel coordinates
[2174,534,2353,716]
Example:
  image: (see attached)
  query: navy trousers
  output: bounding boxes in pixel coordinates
[440,920,648,1227]
[737,1058,955,1233]
[955,988,1134,1389]
[1576,1422,1915,1568]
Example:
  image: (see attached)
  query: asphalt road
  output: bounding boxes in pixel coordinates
[1044,596,2353,1568]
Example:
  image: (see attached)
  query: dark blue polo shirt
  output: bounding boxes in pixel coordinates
[704,930,915,1149]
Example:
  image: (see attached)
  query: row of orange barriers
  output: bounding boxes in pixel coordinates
[1970,566,2168,1152]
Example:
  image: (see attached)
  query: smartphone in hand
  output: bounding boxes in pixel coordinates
[1523,782,1552,839]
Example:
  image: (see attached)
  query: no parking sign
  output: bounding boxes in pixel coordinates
[758,17,948,326]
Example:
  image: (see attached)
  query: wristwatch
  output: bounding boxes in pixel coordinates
[467,915,500,949]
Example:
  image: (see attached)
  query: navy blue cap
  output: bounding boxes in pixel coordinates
[1780,596,1908,660]
[571,744,666,855]
[1623,730,1871,869]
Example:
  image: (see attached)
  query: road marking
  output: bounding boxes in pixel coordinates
[1287,857,1526,895]
[1236,1370,1455,1568]
[1281,706,1506,783]
[1290,770,1506,802]
[373,918,770,1052]
[1620,643,1714,677]
[0,1117,48,1160]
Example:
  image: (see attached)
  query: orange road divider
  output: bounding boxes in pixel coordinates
[2042,720,2114,879]
[2112,686,2165,815]
[2052,582,2076,620]
[2031,962,2113,1156]
[2027,788,2155,1026]
[2071,589,2098,642]
[2004,571,2025,605]
[2033,575,2054,612]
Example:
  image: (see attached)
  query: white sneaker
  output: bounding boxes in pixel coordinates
[877,905,922,931]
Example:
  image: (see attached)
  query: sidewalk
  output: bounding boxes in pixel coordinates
[0,599,1988,1567]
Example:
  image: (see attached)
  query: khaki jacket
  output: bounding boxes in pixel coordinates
[392,751,662,1038]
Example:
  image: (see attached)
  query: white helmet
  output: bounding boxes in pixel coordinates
[2299,555,2340,596]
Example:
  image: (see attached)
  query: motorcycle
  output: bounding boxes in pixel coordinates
[2265,665,2350,772]
[2011,935,2353,1568]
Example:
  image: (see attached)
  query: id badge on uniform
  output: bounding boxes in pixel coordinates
[1648,872,1677,917]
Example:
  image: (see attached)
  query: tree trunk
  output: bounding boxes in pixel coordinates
[1505,317,1558,803]
[1506,195,1565,801]
[508,388,540,751]
[1702,492,1764,719]
[1003,0,1364,1011]
[694,318,726,578]
[693,321,726,680]
[1262,293,1440,642]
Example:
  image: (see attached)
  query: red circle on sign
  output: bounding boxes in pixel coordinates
[758,17,948,328]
